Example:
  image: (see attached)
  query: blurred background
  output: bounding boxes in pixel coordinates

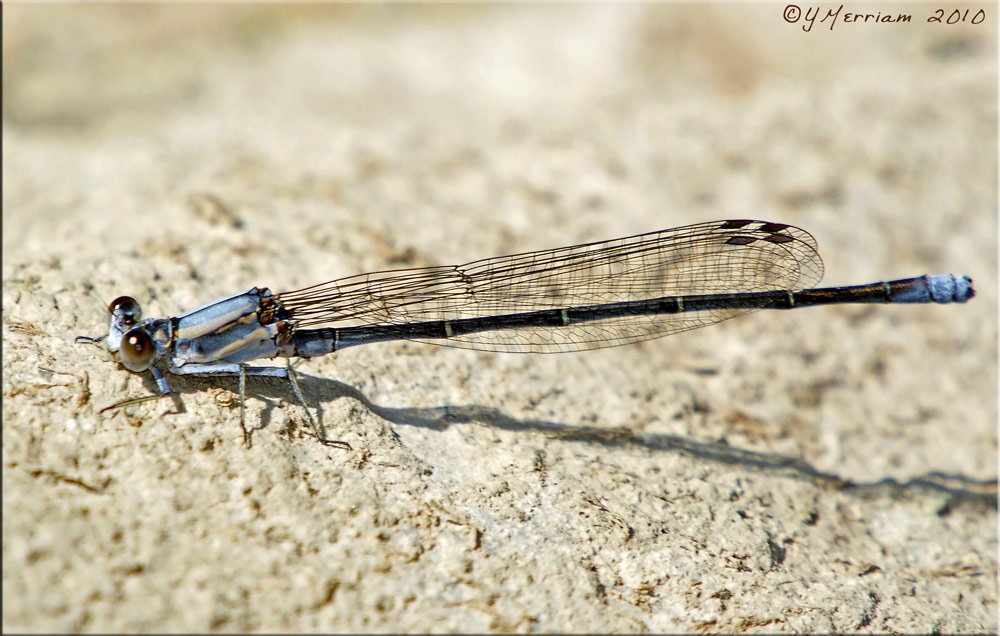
[5,4,994,271]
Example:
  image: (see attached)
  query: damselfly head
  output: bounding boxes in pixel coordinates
[106,296,156,371]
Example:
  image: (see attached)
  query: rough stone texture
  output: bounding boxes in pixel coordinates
[3,5,996,633]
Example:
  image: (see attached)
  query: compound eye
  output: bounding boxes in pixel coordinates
[109,296,142,326]
[119,327,156,372]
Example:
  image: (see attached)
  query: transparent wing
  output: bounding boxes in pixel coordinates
[274,219,824,353]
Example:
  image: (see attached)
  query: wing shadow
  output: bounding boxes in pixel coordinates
[290,373,997,515]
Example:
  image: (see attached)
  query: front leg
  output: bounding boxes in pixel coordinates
[99,365,173,413]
